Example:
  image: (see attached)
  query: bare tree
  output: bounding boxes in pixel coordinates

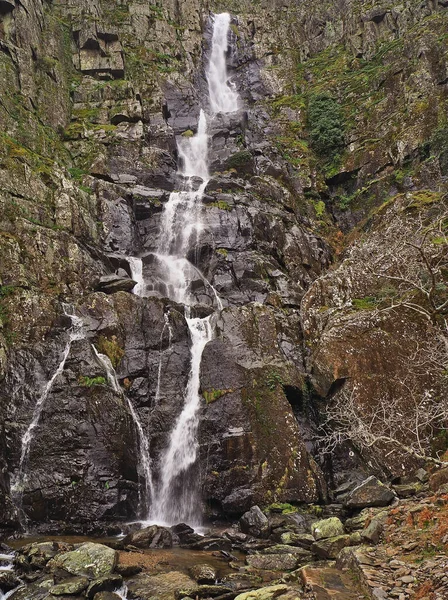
[316,381,448,467]
[315,199,448,468]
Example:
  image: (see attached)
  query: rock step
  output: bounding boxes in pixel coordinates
[300,566,363,599]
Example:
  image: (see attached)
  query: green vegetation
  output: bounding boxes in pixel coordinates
[267,502,297,514]
[227,150,252,169]
[203,388,233,404]
[208,200,232,211]
[307,93,345,161]
[266,371,284,391]
[79,376,106,387]
[96,335,125,369]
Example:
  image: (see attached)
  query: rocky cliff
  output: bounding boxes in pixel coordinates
[0,0,447,533]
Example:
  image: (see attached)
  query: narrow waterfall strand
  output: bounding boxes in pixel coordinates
[92,346,154,516]
[208,13,240,114]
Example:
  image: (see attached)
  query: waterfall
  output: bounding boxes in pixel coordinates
[11,305,85,515]
[128,256,145,296]
[155,313,173,403]
[146,12,240,526]
[92,346,154,517]
[119,13,239,526]
[207,13,240,114]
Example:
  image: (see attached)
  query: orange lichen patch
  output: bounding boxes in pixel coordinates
[413,581,435,600]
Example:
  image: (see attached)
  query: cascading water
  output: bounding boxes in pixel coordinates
[207,13,240,114]
[146,12,240,526]
[128,256,145,296]
[92,346,154,517]
[11,305,85,519]
[155,313,173,403]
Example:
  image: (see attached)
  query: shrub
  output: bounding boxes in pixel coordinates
[307,93,345,160]
[97,335,124,368]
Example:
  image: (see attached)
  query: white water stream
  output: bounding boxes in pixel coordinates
[123,12,239,526]
[92,346,154,517]
[12,306,85,508]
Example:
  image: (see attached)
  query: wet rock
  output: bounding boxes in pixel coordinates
[49,576,89,595]
[311,517,344,540]
[189,564,217,584]
[261,545,312,561]
[86,575,123,598]
[246,553,301,571]
[48,543,117,579]
[280,533,314,548]
[96,274,136,294]
[234,584,292,600]
[127,571,196,600]
[93,593,122,600]
[175,584,233,599]
[240,506,271,539]
[123,525,173,549]
[0,572,21,592]
[311,535,352,560]
[345,477,395,509]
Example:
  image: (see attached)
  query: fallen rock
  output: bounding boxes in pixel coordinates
[240,506,271,539]
[189,564,217,584]
[175,584,233,598]
[127,571,196,600]
[361,511,388,544]
[429,467,448,492]
[345,477,395,509]
[311,517,344,540]
[48,543,117,579]
[96,274,137,294]
[123,525,173,549]
[311,535,352,559]
[246,553,300,571]
[93,594,122,600]
[49,576,89,595]
[280,532,314,548]
[0,572,21,592]
[86,574,123,598]
[234,584,296,600]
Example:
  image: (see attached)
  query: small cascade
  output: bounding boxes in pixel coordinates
[145,12,239,526]
[127,256,145,296]
[115,584,128,600]
[92,346,154,517]
[0,552,15,573]
[11,306,85,518]
[150,314,213,525]
[207,13,240,114]
[155,312,173,403]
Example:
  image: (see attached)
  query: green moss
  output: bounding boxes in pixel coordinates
[266,502,297,514]
[96,335,124,369]
[181,129,194,138]
[203,388,233,404]
[208,201,232,211]
[227,150,252,169]
[216,248,228,257]
[352,296,379,310]
[79,376,106,387]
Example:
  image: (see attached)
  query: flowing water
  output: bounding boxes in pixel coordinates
[116,12,239,526]
[207,13,240,114]
[11,306,85,518]
[92,346,154,517]
[155,313,173,403]
[146,12,240,526]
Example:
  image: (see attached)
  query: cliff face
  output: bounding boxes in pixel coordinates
[0,0,447,532]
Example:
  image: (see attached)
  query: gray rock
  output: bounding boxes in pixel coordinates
[311,535,352,559]
[96,274,137,294]
[345,476,395,508]
[189,564,217,584]
[50,576,89,595]
[86,575,123,598]
[48,543,117,579]
[123,525,173,549]
[239,506,271,539]
[311,517,344,540]
[246,553,300,571]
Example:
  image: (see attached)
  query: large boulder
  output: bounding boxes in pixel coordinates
[123,525,173,549]
[311,535,352,560]
[48,543,117,579]
[239,506,271,539]
[311,517,344,540]
[345,477,395,509]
